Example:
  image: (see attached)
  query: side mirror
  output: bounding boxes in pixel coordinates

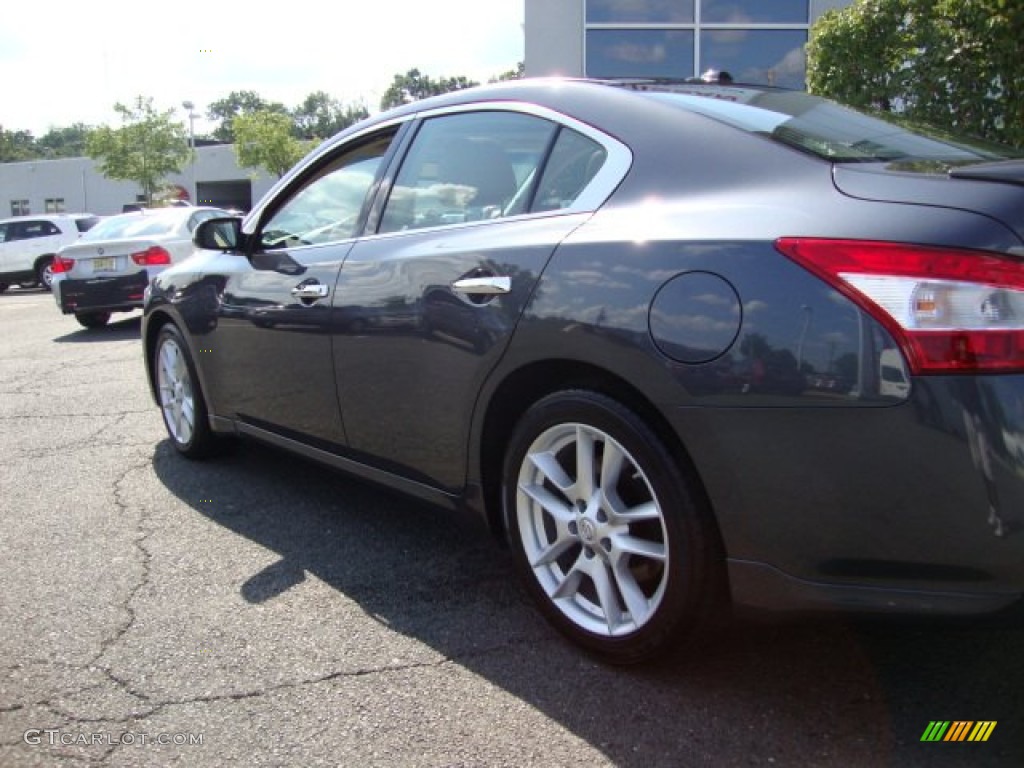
[194,217,243,251]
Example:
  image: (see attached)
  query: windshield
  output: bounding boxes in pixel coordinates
[82,211,183,241]
[643,87,1022,167]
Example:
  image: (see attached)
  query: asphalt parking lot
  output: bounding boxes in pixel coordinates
[2,287,1023,767]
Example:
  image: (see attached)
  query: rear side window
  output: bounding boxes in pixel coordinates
[531,129,607,213]
[16,220,61,239]
[378,111,557,233]
[75,216,100,233]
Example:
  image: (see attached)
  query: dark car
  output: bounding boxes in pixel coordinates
[142,79,1024,664]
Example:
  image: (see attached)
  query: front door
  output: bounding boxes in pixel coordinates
[202,132,398,446]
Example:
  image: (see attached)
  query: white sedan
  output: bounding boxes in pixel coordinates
[52,206,229,328]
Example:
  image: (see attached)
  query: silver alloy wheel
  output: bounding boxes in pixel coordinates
[157,336,195,446]
[515,423,670,637]
[39,261,54,290]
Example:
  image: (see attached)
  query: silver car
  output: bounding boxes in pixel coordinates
[52,206,229,328]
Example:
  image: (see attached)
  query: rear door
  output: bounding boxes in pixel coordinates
[333,107,629,491]
[8,220,58,271]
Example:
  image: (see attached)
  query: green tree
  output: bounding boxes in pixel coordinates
[207,90,289,143]
[292,91,369,140]
[86,97,189,205]
[234,111,308,178]
[37,123,93,158]
[0,126,39,162]
[807,0,1024,147]
[380,68,478,111]
[490,62,525,82]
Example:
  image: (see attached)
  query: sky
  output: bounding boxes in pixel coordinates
[1,0,524,137]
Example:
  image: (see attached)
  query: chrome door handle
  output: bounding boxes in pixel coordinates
[291,284,329,299]
[451,276,511,295]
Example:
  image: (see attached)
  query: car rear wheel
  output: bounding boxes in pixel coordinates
[504,390,721,664]
[154,323,218,458]
[36,257,54,291]
[75,312,110,328]
[0,283,8,294]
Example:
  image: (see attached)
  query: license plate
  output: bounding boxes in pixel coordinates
[93,257,116,272]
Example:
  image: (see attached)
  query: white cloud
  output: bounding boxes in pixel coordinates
[2,0,523,135]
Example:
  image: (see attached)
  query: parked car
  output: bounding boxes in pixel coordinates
[52,206,230,328]
[0,213,99,292]
[142,79,1024,663]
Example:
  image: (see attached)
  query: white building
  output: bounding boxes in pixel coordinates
[525,0,854,86]
[0,144,277,217]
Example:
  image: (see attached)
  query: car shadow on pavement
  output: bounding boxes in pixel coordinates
[52,315,141,343]
[152,438,1024,768]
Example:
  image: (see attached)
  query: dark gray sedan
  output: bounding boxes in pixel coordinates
[142,79,1024,664]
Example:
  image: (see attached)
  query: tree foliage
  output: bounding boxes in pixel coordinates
[490,62,525,82]
[207,90,289,143]
[807,0,1024,147]
[37,123,94,158]
[86,97,189,205]
[233,111,308,178]
[291,91,369,140]
[380,68,479,111]
[0,126,38,162]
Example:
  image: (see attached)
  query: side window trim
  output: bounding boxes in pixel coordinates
[516,125,563,216]
[360,120,420,238]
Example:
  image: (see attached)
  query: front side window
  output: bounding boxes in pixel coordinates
[378,112,557,234]
[260,133,395,250]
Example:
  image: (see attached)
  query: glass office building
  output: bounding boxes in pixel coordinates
[525,0,854,89]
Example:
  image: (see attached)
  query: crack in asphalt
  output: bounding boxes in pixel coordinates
[92,461,157,670]
[0,410,153,422]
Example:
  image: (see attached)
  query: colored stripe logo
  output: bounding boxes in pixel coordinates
[921,721,996,742]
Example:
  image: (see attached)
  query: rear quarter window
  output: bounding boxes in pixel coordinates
[75,216,100,233]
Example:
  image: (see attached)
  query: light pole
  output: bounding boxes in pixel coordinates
[796,304,813,372]
[182,100,197,204]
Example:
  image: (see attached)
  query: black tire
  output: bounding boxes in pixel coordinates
[75,312,111,328]
[0,283,9,294]
[36,257,55,291]
[152,323,220,459]
[503,390,722,664]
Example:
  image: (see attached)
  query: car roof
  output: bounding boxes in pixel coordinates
[0,212,96,224]
[100,206,224,223]
[321,77,789,154]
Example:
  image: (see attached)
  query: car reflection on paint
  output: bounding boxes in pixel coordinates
[142,78,1024,664]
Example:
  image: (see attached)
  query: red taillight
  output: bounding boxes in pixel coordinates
[775,238,1024,375]
[131,246,172,266]
[52,254,75,273]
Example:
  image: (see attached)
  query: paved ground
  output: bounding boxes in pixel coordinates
[1,287,1022,767]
